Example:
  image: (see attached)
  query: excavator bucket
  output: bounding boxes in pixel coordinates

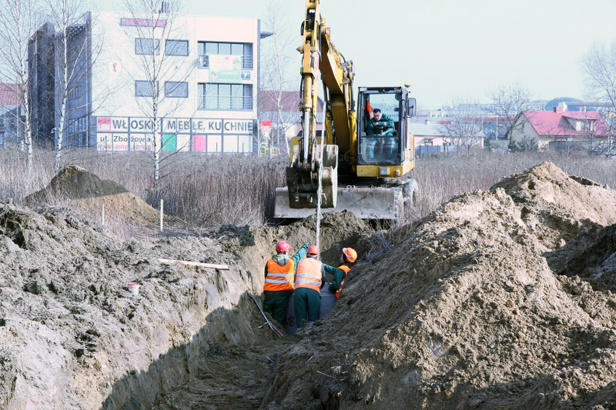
[274,186,404,220]
[285,145,338,209]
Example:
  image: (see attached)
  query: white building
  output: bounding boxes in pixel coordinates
[33,10,265,154]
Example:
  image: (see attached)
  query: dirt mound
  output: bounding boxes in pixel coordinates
[0,193,373,409]
[25,165,159,226]
[261,161,616,409]
[491,161,616,250]
[6,160,616,409]
[0,201,273,409]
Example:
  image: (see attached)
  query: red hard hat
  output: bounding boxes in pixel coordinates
[276,241,291,253]
[343,247,358,263]
[307,245,320,255]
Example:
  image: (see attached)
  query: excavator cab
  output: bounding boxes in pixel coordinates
[356,86,416,178]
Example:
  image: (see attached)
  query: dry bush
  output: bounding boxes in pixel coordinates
[1,147,615,235]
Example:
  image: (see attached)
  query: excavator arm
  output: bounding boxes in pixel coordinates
[275,0,418,220]
[285,0,355,209]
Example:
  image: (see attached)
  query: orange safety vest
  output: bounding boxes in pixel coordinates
[295,258,323,293]
[335,265,351,298]
[264,258,295,292]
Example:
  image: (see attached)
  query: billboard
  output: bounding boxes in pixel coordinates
[95,116,255,154]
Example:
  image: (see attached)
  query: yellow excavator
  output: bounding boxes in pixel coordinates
[274,0,418,220]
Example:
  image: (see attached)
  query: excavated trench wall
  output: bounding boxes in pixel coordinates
[0,167,373,410]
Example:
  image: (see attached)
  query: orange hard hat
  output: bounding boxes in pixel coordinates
[276,241,291,253]
[307,245,320,255]
[343,247,357,262]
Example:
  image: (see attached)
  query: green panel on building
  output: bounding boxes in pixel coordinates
[163,134,177,151]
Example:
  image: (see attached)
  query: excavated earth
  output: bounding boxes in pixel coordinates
[2,161,616,409]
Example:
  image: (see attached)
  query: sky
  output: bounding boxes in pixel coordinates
[95,0,616,109]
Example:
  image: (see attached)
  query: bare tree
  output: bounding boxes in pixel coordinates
[439,98,485,155]
[124,0,191,183]
[0,0,41,171]
[47,0,99,173]
[259,1,299,154]
[489,83,532,141]
[581,41,616,155]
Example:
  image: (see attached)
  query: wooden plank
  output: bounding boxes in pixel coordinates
[158,258,230,270]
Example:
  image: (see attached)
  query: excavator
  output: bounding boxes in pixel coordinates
[274,0,418,220]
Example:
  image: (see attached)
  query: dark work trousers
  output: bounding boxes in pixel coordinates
[263,290,293,325]
[294,287,321,328]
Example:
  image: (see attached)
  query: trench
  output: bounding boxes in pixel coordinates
[101,240,353,410]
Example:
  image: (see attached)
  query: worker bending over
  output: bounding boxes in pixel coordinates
[329,247,358,298]
[294,245,340,328]
[263,240,309,325]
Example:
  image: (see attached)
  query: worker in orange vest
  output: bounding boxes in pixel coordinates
[263,240,309,325]
[294,245,339,328]
[329,248,358,298]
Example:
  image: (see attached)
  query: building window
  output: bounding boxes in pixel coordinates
[198,83,253,110]
[135,38,160,55]
[135,80,158,97]
[165,81,188,98]
[69,85,82,101]
[165,39,189,56]
[197,42,253,69]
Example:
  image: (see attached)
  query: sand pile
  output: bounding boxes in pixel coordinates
[0,200,271,409]
[25,165,160,226]
[0,187,373,409]
[261,161,616,409]
[5,160,616,409]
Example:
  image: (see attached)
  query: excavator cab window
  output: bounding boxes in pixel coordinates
[357,89,404,165]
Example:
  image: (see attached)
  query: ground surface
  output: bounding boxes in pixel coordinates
[2,161,616,409]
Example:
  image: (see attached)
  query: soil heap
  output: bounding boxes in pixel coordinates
[25,165,160,226]
[260,161,616,409]
[0,165,374,409]
[4,161,616,409]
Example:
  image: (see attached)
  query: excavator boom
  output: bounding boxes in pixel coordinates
[275,0,417,220]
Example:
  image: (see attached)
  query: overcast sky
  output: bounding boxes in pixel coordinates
[96,0,616,109]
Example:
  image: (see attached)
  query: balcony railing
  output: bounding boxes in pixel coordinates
[198,55,253,70]
[200,96,253,110]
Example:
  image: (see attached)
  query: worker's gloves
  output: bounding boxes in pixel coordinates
[302,242,311,248]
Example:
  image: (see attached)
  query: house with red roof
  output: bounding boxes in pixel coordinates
[508,104,611,151]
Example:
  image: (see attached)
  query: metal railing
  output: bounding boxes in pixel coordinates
[198,54,253,70]
[201,96,253,110]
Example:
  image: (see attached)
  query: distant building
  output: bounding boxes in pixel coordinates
[259,90,323,141]
[30,11,268,154]
[28,22,56,147]
[0,83,24,149]
[410,118,485,156]
[509,104,611,151]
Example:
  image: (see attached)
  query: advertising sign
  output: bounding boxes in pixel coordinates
[95,116,254,153]
[209,55,241,83]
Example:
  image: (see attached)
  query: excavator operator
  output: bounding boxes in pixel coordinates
[366,107,396,159]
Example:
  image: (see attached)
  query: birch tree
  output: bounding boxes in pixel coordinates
[0,0,41,171]
[47,0,97,173]
[124,0,189,183]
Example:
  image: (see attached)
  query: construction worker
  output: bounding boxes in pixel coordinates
[366,107,396,159]
[294,245,339,328]
[263,240,309,325]
[329,248,358,298]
